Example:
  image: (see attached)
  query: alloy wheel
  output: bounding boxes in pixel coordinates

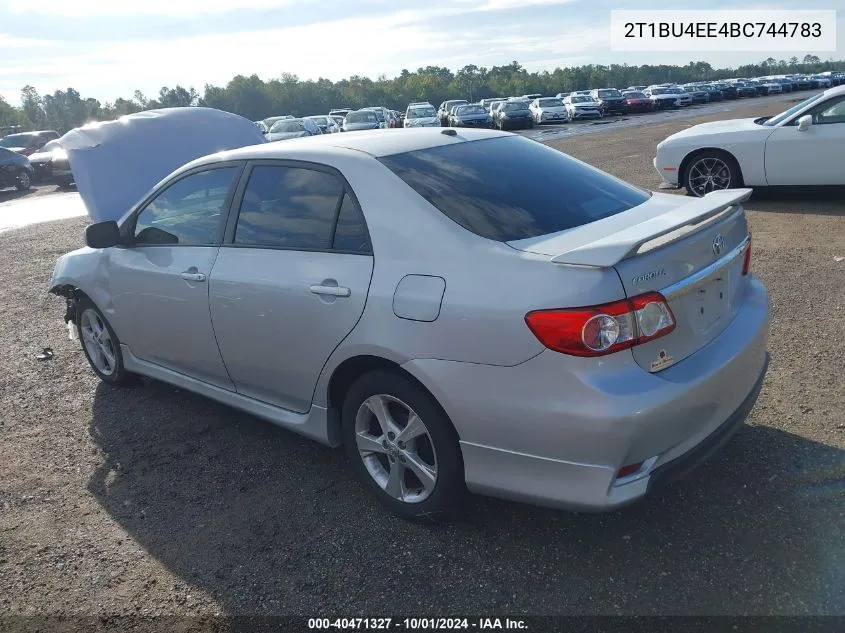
[17,171,31,188]
[80,308,117,376]
[687,157,732,196]
[354,394,438,503]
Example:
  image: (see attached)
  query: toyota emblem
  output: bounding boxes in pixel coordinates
[712,234,725,257]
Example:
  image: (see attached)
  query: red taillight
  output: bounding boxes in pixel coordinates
[742,237,752,275]
[617,462,644,479]
[525,291,676,357]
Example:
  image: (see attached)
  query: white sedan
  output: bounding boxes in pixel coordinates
[655,85,845,196]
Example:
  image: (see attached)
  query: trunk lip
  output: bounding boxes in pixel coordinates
[659,235,750,302]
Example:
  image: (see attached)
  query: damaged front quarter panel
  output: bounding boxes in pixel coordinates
[48,247,115,327]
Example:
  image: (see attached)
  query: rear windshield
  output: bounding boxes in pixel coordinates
[378,136,650,242]
[407,106,436,118]
[623,92,646,99]
[270,120,304,133]
[0,133,37,148]
[597,89,622,98]
[347,111,377,123]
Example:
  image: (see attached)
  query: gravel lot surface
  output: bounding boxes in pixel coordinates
[0,100,843,626]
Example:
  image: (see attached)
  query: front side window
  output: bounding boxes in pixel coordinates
[762,92,827,127]
[134,167,238,245]
[808,95,845,125]
[234,165,347,250]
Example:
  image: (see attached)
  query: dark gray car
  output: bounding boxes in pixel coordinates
[0,146,34,191]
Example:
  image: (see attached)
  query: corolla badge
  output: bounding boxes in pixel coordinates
[632,268,666,285]
[712,233,725,257]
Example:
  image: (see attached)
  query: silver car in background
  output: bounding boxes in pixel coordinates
[50,129,770,522]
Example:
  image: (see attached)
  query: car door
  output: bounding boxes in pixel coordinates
[208,161,374,413]
[765,94,845,186]
[108,164,242,389]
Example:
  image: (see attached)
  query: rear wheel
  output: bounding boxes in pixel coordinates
[683,151,742,198]
[341,370,466,523]
[15,170,31,191]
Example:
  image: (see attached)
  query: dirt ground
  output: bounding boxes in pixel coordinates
[0,100,843,628]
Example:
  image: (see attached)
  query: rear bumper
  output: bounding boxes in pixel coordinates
[403,277,770,512]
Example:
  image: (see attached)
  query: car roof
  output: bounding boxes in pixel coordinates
[202,128,503,164]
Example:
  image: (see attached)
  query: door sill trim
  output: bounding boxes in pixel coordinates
[122,345,335,446]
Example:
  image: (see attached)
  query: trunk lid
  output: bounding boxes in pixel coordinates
[507,189,752,372]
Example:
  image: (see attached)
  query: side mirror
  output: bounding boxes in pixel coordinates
[797,115,813,132]
[85,220,121,249]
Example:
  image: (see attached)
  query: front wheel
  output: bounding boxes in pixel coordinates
[683,151,742,198]
[341,370,466,523]
[16,170,31,191]
[76,297,137,386]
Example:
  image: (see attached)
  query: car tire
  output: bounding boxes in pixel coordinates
[15,170,32,191]
[683,150,743,198]
[341,370,467,523]
[76,296,137,386]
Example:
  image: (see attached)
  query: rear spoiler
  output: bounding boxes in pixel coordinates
[549,188,752,268]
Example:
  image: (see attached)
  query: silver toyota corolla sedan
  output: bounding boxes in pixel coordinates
[49,128,770,522]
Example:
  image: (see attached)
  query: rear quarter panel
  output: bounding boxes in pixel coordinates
[310,152,629,406]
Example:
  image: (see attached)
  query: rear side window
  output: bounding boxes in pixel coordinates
[234,165,371,253]
[378,136,650,242]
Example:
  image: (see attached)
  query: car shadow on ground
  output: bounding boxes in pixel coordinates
[87,379,845,615]
[0,188,37,204]
[745,187,845,216]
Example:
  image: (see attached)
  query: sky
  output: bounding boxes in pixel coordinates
[0,0,841,105]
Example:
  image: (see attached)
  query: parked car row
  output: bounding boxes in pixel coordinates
[0,129,72,191]
[253,71,844,142]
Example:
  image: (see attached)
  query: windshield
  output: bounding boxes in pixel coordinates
[308,116,329,126]
[378,136,650,242]
[597,89,622,98]
[346,111,377,124]
[407,106,437,119]
[569,96,593,103]
[0,133,36,148]
[503,102,528,112]
[457,105,487,116]
[269,120,305,133]
[444,100,467,109]
[538,98,563,107]
[649,88,674,95]
[623,92,646,99]
[760,92,827,127]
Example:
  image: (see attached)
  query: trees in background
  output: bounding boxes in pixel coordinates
[3,57,842,134]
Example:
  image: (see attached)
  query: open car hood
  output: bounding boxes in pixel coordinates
[60,107,266,223]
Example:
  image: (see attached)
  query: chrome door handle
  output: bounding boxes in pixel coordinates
[181,271,207,282]
[310,284,351,297]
